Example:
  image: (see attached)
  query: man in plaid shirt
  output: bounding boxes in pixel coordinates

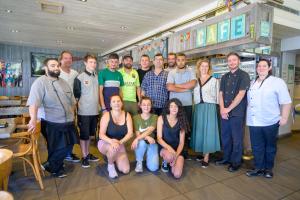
[141,53,168,116]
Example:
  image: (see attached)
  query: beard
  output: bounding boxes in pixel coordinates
[177,64,185,69]
[168,62,176,68]
[48,70,60,78]
[124,63,132,69]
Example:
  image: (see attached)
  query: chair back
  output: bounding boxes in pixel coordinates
[0,149,13,190]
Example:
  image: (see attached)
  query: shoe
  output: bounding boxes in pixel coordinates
[64,154,80,163]
[200,160,209,168]
[87,154,99,162]
[195,155,204,162]
[246,169,264,177]
[183,151,192,160]
[54,170,67,178]
[41,161,52,173]
[107,164,118,178]
[215,159,230,166]
[81,157,90,168]
[135,161,143,173]
[161,160,169,173]
[228,164,241,172]
[264,170,273,178]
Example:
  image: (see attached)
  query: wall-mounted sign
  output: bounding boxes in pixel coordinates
[196,27,206,47]
[180,32,191,43]
[218,19,230,42]
[207,24,218,45]
[231,14,246,39]
[260,21,270,37]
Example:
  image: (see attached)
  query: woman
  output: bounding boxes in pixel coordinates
[131,96,159,173]
[246,59,291,178]
[157,98,189,178]
[98,95,133,178]
[191,59,220,168]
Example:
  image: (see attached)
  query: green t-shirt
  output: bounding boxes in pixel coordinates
[119,68,140,102]
[133,114,158,138]
[98,68,124,87]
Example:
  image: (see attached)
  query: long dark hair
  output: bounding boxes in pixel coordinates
[162,98,190,133]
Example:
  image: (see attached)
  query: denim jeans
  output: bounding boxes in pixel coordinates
[249,122,279,170]
[135,140,159,172]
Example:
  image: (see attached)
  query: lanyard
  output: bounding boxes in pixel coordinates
[254,74,271,89]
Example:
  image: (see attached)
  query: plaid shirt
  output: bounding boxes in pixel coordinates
[141,70,169,108]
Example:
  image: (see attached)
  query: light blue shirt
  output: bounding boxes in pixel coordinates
[246,76,291,126]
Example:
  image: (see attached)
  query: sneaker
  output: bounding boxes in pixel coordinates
[107,164,118,179]
[183,151,192,160]
[135,161,143,173]
[54,170,67,178]
[264,170,273,178]
[195,155,204,162]
[41,161,52,173]
[200,160,209,168]
[65,154,80,163]
[228,164,241,172]
[246,169,264,177]
[81,157,90,168]
[215,159,230,166]
[161,160,169,173]
[87,154,99,162]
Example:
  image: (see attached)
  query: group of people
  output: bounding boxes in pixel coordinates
[27,50,292,180]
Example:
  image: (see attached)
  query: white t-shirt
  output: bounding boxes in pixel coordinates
[246,76,292,126]
[59,68,78,89]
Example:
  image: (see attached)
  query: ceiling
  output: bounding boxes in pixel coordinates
[0,0,216,53]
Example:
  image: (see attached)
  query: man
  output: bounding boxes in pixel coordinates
[58,51,80,163]
[98,53,124,112]
[119,55,141,116]
[165,52,176,72]
[141,53,169,116]
[27,58,77,178]
[216,52,250,172]
[137,54,152,84]
[73,54,100,168]
[166,53,197,159]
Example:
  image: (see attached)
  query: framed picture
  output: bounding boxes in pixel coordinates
[31,52,58,77]
[231,14,246,39]
[0,59,23,88]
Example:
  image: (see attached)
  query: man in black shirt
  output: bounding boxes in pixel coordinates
[137,54,152,85]
[216,52,250,172]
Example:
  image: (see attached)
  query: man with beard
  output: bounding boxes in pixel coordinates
[167,53,197,159]
[58,51,80,163]
[119,55,141,116]
[137,54,152,84]
[27,58,77,178]
[165,52,176,72]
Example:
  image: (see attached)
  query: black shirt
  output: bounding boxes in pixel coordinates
[220,68,250,117]
[137,68,151,85]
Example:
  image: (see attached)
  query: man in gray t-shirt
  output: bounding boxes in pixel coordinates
[166,53,196,159]
[27,58,77,178]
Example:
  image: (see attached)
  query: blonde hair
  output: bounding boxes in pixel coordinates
[195,59,211,78]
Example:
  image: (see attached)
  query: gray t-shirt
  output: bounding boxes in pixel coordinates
[167,67,196,106]
[27,75,76,123]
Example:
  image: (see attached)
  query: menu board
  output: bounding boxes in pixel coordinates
[206,24,218,45]
[231,14,246,39]
[218,19,230,42]
[196,27,206,48]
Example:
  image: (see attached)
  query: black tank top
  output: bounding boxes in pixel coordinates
[162,115,181,150]
[106,111,128,140]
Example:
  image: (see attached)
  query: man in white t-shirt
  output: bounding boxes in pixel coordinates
[58,50,80,163]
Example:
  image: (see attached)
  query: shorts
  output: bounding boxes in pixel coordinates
[78,115,99,140]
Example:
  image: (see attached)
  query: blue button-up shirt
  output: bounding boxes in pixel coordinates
[141,70,169,108]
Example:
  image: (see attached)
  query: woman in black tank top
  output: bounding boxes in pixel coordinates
[157,98,190,179]
[98,95,133,178]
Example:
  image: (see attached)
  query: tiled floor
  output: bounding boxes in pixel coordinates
[7,133,300,200]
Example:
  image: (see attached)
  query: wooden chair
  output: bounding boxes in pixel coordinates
[9,96,21,100]
[0,149,13,191]
[10,121,44,190]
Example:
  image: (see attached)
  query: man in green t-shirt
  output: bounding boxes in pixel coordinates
[119,55,141,115]
[98,53,124,112]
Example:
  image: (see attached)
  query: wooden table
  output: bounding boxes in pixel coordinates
[0,118,16,139]
[0,100,22,107]
[0,106,29,116]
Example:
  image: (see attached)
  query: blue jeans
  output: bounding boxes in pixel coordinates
[135,140,159,172]
[221,116,244,166]
[249,122,279,170]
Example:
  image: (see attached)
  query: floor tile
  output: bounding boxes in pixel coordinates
[158,167,216,193]
[281,191,300,200]
[164,194,189,200]
[60,185,123,200]
[222,174,293,200]
[114,175,179,200]
[184,183,250,200]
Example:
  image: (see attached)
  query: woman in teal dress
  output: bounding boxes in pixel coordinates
[191,59,220,168]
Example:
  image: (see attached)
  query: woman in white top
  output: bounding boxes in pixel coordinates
[191,59,220,168]
[246,59,291,178]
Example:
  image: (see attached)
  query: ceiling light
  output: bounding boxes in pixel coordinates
[120,26,128,30]
[66,26,75,31]
[11,29,19,33]
[78,0,87,2]
[101,39,105,42]
[5,9,12,13]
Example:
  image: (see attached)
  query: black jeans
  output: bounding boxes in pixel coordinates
[183,106,193,152]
